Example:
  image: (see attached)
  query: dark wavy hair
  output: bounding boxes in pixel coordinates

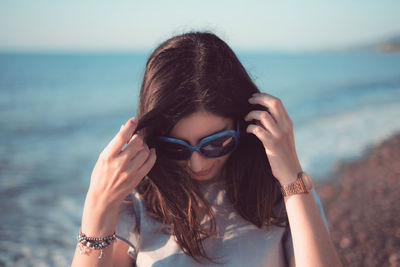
[134,31,287,263]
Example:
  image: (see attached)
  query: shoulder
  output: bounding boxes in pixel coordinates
[311,189,330,233]
[115,191,144,247]
[118,191,143,222]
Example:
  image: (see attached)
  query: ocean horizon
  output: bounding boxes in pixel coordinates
[1,50,400,265]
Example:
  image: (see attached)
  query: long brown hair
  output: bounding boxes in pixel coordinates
[134,32,287,263]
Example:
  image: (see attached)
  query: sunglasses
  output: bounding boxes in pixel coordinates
[154,122,240,160]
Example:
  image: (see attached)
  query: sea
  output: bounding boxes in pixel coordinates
[0,51,399,266]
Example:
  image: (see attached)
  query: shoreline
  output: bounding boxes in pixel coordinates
[315,132,400,266]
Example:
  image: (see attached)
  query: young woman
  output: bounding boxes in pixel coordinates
[72,32,341,267]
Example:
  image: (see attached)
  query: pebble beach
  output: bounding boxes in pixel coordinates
[316,133,400,267]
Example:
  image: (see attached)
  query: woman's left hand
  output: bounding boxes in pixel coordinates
[245,92,302,185]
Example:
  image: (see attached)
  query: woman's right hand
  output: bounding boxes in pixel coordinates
[87,117,156,205]
[74,117,151,267]
[81,117,156,236]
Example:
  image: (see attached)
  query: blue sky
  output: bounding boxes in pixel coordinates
[0,0,399,52]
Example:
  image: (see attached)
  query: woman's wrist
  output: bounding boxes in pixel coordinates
[80,193,120,237]
[276,167,303,186]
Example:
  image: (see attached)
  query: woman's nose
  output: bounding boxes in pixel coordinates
[188,151,207,172]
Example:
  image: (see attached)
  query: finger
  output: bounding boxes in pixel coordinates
[248,93,286,125]
[132,148,157,180]
[118,149,156,193]
[126,146,151,173]
[246,124,273,148]
[244,110,279,136]
[127,148,156,179]
[280,106,293,132]
[119,134,145,161]
[105,117,138,157]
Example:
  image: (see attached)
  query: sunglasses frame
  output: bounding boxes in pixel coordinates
[156,121,240,159]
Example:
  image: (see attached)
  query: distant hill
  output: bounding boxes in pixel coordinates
[380,35,400,52]
[339,34,400,53]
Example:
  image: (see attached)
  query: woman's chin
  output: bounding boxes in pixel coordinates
[190,169,223,183]
[190,172,213,181]
[188,167,215,181]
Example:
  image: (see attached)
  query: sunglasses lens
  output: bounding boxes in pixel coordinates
[200,134,237,158]
[156,140,191,160]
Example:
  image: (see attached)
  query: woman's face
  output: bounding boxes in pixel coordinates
[168,110,234,182]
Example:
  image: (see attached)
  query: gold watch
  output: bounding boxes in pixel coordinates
[280,171,313,197]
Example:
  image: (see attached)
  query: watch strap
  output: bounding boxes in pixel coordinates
[280,172,310,197]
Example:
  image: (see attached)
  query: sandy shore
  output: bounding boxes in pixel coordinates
[315,133,400,267]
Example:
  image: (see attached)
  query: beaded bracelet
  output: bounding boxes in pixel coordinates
[77,230,117,259]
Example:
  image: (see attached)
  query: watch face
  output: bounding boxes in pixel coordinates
[302,172,313,192]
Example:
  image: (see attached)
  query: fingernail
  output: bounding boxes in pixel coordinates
[130,118,137,124]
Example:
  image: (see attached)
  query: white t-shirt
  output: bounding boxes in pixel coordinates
[116,182,328,267]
